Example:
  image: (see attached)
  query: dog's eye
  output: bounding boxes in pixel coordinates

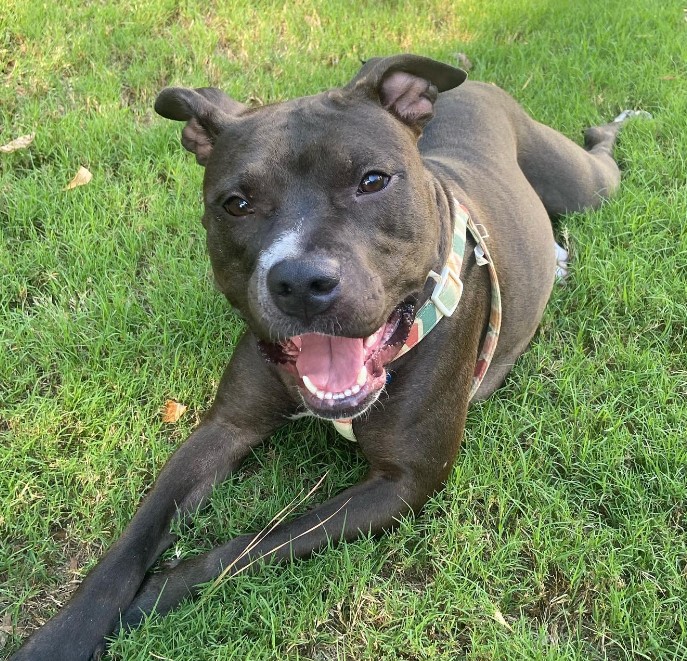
[223,196,253,216]
[358,172,390,195]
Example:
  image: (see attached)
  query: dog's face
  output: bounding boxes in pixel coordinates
[156,55,466,419]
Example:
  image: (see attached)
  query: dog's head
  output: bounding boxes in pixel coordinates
[156,55,466,420]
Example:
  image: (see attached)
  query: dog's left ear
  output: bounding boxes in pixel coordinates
[344,54,467,133]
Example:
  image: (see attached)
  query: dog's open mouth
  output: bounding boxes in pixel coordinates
[259,303,415,419]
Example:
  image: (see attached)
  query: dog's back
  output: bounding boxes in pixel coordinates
[418,80,624,397]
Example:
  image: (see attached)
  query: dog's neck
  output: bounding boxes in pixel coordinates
[331,196,502,442]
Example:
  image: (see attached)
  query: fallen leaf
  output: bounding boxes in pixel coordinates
[162,399,187,423]
[453,52,473,71]
[0,133,35,153]
[492,608,512,631]
[0,613,10,650]
[65,166,93,190]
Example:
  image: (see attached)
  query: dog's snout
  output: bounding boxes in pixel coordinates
[267,257,341,319]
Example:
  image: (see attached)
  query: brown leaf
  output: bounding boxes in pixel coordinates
[0,613,10,650]
[162,399,187,423]
[65,166,93,190]
[0,133,35,153]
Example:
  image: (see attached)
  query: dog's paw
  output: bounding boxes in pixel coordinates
[119,561,199,631]
[89,641,106,661]
[119,573,170,631]
[555,242,569,282]
[613,109,653,123]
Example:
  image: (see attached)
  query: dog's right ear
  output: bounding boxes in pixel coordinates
[154,87,246,166]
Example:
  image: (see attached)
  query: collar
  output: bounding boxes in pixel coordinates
[332,198,502,442]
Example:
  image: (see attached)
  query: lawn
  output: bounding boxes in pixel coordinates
[1,0,686,658]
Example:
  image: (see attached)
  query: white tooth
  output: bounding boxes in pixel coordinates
[357,366,368,386]
[302,375,318,396]
[334,393,343,400]
[351,384,361,394]
[364,331,380,348]
[316,390,325,399]
[324,392,333,400]
[344,389,352,397]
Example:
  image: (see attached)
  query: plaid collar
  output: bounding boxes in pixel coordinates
[332,199,502,442]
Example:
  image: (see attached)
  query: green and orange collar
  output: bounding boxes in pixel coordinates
[333,200,502,442]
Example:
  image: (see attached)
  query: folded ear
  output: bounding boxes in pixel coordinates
[344,54,467,133]
[154,87,246,165]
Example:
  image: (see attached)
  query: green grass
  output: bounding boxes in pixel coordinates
[1,0,686,658]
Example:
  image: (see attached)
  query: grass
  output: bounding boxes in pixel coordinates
[1,0,686,658]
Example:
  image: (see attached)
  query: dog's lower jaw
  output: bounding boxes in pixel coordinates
[296,380,385,421]
[274,348,390,420]
[259,302,414,419]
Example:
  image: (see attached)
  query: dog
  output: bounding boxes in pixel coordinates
[12,54,633,660]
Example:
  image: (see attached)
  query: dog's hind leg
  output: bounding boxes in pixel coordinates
[581,109,652,166]
[514,109,648,217]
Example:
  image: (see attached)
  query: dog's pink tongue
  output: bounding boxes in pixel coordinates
[295,334,364,392]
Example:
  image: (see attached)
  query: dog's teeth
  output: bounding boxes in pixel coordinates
[324,392,333,400]
[316,390,325,400]
[344,389,352,397]
[334,393,343,400]
[302,375,319,396]
[351,384,361,394]
[357,366,368,386]
[364,330,381,348]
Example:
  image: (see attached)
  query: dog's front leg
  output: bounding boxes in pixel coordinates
[12,335,293,661]
[120,392,468,627]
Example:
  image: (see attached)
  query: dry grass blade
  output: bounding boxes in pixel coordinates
[492,608,513,631]
[228,498,351,578]
[202,473,347,598]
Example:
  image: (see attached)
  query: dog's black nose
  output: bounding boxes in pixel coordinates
[267,257,341,319]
